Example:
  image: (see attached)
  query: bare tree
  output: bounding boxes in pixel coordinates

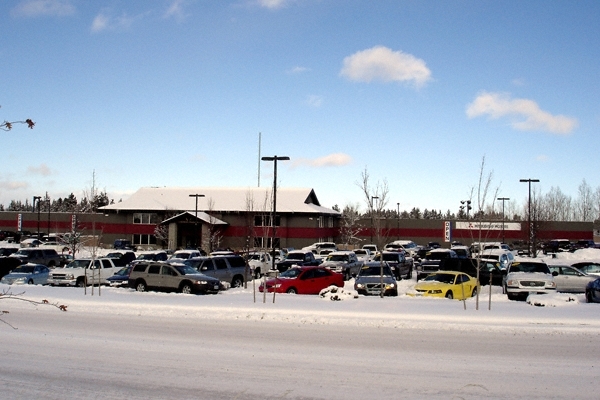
[1,106,35,131]
[356,167,390,249]
[575,179,595,222]
[339,203,363,248]
[0,289,67,329]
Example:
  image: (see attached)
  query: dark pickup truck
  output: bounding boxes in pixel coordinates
[275,250,321,273]
[440,257,504,286]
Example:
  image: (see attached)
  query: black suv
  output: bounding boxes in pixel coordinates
[542,239,572,254]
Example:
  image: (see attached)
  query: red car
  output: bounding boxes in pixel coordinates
[259,266,344,294]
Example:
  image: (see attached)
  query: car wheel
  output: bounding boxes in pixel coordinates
[586,290,593,303]
[28,279,34,285]
[286,287,298,294]
[344,271,351,281]
[254,270,261,280]
[76,278,86,287]
[231,276,243,288]
[507,292,518,301]
[48,261,55,268]
[471,287,477,297]
[445,290,453,299]
[180,283,193,294]
[406,268,412,279]
[136,281,147,292]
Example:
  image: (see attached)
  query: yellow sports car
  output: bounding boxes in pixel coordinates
[413,271,478,300]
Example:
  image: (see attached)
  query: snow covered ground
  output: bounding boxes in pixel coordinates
[1,246,599,399]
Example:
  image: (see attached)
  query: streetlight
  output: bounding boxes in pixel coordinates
[370,196,379,243]
[497,197,510,244]
[33,196,41,239]
[189,194,205,249]
[520,179,539,257]
[460,200,472,219]
[262,155,290,303]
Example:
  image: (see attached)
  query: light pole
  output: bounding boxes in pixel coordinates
[33,196,41,239]
[189,194,205,249]
[370,196,379,243]
[396,202,400,240]
[520,179,539,257]
[262,155,290,303]
[497,197,510,244]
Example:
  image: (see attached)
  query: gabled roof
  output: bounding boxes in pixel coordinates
[162,211,227,225]
[100,187,340,215]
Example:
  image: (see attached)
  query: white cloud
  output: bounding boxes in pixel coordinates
[340,46,432,87]
[0,180,28,191]
[11,0,75,17]
[536,154,549,162]
[291,153,352,168]
[306,95,323,108]
[164,0,190,21]
[27,164,53,176]
[91,10,142,33]
[287,66,310,74]
[256,0,290,9]
[466,91,578,134]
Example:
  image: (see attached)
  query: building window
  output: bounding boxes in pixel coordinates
[328,217,334,228]
[133,234,157,245]
[254,215,280,227]
[254,237,281,249]
[318,216,324,228]
[133,213,158,224]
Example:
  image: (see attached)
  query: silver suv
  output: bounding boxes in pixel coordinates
[128,262,222,294]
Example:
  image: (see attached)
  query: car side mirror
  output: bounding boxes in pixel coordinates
[552,271,558,276]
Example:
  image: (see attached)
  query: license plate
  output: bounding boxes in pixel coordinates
[214,285,219,290]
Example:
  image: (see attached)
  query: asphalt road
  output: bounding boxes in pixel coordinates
[0,306,597,399]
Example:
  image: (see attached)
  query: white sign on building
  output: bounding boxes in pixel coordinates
[455,221,521,231]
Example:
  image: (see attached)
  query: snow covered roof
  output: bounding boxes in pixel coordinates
[100,187,340,215]
[162,211,227,225]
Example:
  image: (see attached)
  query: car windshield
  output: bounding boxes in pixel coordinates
[174,264,199,275]
[137,253,157,260]
[286,253,304,260]
[14,250,32,256]
[248,254,262,260]
[374,253,399,262]
[423,273,456,284]
[65,260,92,268]
[509,262,550,274]
[359,266,393,277]
[12,265,35,273]
[425,252,451,260]
[279,268,302,278]
[326,255,348,262]
[114,267,131,276]
[354,250,367,255]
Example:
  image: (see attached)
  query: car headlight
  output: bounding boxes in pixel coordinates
[194,280,208,284]
[430,290,442,294]
[13,277,27,284]
[355,283,365,289]
[0,278,6,284]
[385,283,396,289]
[547,281,556,288]
[506,279,518,287]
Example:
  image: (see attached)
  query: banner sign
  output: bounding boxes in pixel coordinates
[71,214,77,231]
[455,221,521,231]
[17,214,22,231]
[444,221,451,242]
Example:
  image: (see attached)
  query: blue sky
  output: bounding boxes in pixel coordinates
[2,0,599,215]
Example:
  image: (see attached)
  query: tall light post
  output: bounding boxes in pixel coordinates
[370,196,379,243]
[189,194,205,249]
[497,197,510,244]
[396,202,400,240]
[460,200,471,220]
[33,196,41,239]
[520,179,539,257]
[262,155,290,303]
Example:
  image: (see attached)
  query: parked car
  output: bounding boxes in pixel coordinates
[320,251,363,280]
[9,248,63,268]
[113,239,137,251]
[440,257,504,286]
[167,250,202,263]
[47,258,120,287]
[186,255,251,288]
[131,251,169,264]
[384,240,419,257]
[413,271,479,300]
[275,250,321,273]
[585,277,600,303]
[352,248,373,263]
[503,259,557,301]
[362,244,378,254]
[0,263,50,285]
[106,265,133,287]
[568,261,600,277]
[546,261,597,293]
[301,242,338,253]
[19,238,43,248]
[0,256,23,279]
[259,266,344,295]
[128,262,222,294]
[247,251,273,278]
[416,248,458,280]
[478,249,514,270]
[541,239,572,254]
[0,247,19,257]
[373,251,413,280]
[354,262,398,296]
[105,251,137,267]
[450,245,470,259]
